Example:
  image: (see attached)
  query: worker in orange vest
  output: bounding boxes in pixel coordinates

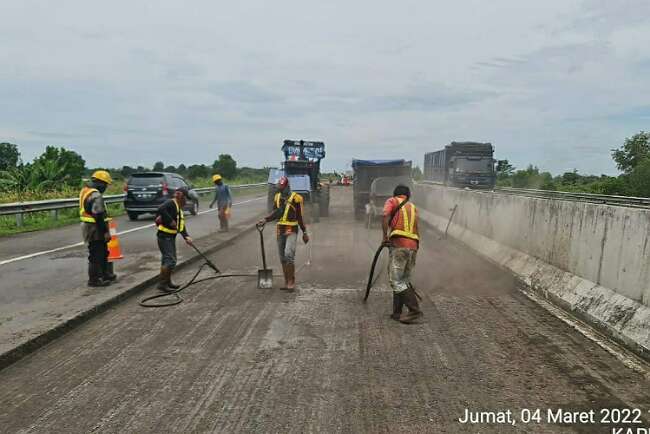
[80,170,116,287]
[382,184,422,323]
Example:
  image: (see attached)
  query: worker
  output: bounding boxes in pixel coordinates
[382,184,423,323]
[155,187,194,291]
[208,174,233,232]
[80,170,116,287]
[258,176,309,292]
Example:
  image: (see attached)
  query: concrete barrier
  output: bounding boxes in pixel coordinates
[415,183,650,359]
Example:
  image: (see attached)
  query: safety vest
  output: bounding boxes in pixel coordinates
[389,198,419,241]
[274,192,301,226]
[79,187,99,223]
[158,199,185,235]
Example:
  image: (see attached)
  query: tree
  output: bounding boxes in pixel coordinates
[496,159,514,175]
[164,165,177,173]
[121,166,136,177]
[187,164,210,179]
[626,158,650,197]
[612,131,650,173]
[32,146,86,187]
[212,154,237,179]
[153,161,165,171]
[560,169,580,185]
[177,164,187,175]
[0,142,20,171]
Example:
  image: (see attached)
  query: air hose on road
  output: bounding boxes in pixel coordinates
[139,262,258,308]
[139,243,258,308]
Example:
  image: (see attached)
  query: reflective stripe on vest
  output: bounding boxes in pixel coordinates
[79,187,99,223]
[275,192,299,226]
[389,198,419,241]
[158,199,185,234]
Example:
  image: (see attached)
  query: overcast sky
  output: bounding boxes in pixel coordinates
[1,0,649,174]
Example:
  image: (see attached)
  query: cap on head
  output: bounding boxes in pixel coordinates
[91,170,112,185]
[212,174,222,183]
[278,176,289,189]
[393,184,410,198]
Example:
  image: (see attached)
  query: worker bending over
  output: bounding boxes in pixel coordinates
[209,174,232,232]
[156,187,194,291]
[258,176,309,292]
[382,184,423,323]
[80,170,116,287]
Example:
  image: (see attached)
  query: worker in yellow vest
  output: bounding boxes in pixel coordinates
[382,184,422,323]
[80,170,115,287]
[258,176,309,292]
[155,187,193,291]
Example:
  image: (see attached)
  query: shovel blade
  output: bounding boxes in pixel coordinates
[257,269,273,289]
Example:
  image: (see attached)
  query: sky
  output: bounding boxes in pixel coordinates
[1,0,649,175]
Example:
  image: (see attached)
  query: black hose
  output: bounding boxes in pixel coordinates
[364,242,389,302]
[139,262,257,308]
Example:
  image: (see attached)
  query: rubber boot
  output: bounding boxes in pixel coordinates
[168,267,181,290]
[280,263,289,290]
[158,267,180,292]
[88,263,109,287]
[399,286,423,324]
[285,263,296,292]
[390,292,404,321]
[103,261,117,282]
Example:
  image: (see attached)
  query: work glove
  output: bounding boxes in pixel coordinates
[104,232,111,242]
[184,236,193,246]
[302,233,310,244]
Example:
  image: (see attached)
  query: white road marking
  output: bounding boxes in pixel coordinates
[0,196,265,266]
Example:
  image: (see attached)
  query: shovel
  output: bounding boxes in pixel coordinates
[256,223,273,289]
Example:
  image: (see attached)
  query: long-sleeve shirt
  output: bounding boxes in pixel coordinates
[156,199,189,238]
[209,184,232,209]
[81,184,109,243]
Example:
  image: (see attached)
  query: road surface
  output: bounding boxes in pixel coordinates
[0,187,266,356]
[1,187,649,433]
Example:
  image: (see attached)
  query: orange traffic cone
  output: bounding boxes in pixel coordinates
[107,220,124,261]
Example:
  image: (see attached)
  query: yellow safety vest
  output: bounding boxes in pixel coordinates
[158,199,185,235]
[274,192,300,226]
[79,187,99,223]
[389,198,419,241]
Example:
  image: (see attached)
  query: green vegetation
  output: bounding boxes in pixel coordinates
[0,144,269,236]
[496,131,650,197]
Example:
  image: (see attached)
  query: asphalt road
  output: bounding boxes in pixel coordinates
[0,187,267,354]
[1,187,650,433]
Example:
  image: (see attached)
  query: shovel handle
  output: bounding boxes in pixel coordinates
[258,224,268,270]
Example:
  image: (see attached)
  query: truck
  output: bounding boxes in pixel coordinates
[351,159,412,220]
[423,141,496,188]
[267,140,330,222]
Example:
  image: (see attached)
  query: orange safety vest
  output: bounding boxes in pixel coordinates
[274,192,302,226]
[158,199,185,234]
[389,197,419,241]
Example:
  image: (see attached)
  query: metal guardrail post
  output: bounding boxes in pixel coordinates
[16,213,23,227]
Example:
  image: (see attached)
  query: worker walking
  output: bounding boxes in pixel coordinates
[382,184,423,323]
[80,170,116,287]
[156,187,194,291]
[209,174,232,232]
[258,176,309,292]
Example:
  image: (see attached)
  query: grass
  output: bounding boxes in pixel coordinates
[0,183,268,238]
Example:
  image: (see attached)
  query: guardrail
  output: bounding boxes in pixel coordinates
[0,183,267,226]
[419,180,650,209]
[493,187,650,209]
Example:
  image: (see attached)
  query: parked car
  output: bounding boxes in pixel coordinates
[124,172,199,221]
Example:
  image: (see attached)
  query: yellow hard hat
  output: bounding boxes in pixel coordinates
[91,170,113,185]
[212,174,222,182]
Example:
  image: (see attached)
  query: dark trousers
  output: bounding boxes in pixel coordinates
[88,239,109,280]
[157,234,178,269]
